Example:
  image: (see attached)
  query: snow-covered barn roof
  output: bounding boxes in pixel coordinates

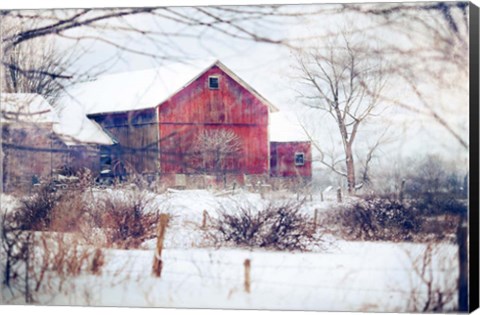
[65,59,278,115]
[0,93,59,124]
[269,112,310,142]
[0,93,114,146]
[54,104,115,146]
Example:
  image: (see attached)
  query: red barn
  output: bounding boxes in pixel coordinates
[75,60,311,186]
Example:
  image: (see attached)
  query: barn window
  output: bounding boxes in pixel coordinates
[208,76,219,89]
[294,152,305,166]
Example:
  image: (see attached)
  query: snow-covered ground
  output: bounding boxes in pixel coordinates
[0,189,459,312]
[22,242,453,312]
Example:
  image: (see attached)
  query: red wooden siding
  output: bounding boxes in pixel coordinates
[270,142,312,178]
[158,65,269,175]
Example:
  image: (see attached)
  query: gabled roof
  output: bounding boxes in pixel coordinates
[0,93,59,124]
[66,59,278,116]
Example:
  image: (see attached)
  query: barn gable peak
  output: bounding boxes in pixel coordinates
[210,61,279,113]
[158,59,279,113]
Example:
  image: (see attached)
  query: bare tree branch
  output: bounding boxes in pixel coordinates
[295,33,386,193]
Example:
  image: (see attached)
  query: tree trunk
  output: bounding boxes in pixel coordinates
[345,144,355,194]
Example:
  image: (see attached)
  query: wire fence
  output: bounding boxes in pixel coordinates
[96,248,458,300]
[162,256,458,272]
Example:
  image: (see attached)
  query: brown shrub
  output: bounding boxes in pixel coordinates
[88,190,163,249]
[212,200,319,251]
[323,197,423,242]
[14,184,168,249]
[16,182,62,231]
[49,192,88,233]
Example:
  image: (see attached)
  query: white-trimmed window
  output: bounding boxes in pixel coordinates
[208,76,219,89]
[294,152,305,166]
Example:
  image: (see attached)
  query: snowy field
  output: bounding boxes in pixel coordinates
[1,189,459,312]
[27,243,456,312]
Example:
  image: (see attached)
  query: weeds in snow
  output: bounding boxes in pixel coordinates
[1,215,104,304]
[403,242,458,312]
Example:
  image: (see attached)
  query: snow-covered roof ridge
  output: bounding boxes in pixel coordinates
[269,111,310,142]
[66,58,278,115]
[54,103,115,146]
[0,93,59,124]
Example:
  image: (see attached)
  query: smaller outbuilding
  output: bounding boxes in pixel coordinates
[269,112,312,187]
[0,93,114,192]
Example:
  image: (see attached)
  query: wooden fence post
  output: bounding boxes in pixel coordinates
[90,248,105,275]
[244,259,251,293]
[152,214,169,278]
[202,210,208,229]
[399,179,406,202]
[25,233,32,303]
[313,209,319,230]
[457,217,468,312]
[337,187,342,203]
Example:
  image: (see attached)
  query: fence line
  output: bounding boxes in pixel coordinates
[151,257,457,273]
[97,267,448,297]
[100,260,457,273]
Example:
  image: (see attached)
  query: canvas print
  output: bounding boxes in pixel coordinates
[0,1,477,313]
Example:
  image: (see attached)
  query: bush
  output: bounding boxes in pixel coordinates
[212,200,318,251]
[16,182,62,231]
[13,184,167,249]
[415,193,467,216]
[88,190,163,249]
[49,191,89,233]
[327,197,423,241]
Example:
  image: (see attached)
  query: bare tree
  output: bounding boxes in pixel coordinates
[295,35,386,194]
[356,128,391,188]
[193,129,242,182]
[340,2,470,150]
[0,17,76,105]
